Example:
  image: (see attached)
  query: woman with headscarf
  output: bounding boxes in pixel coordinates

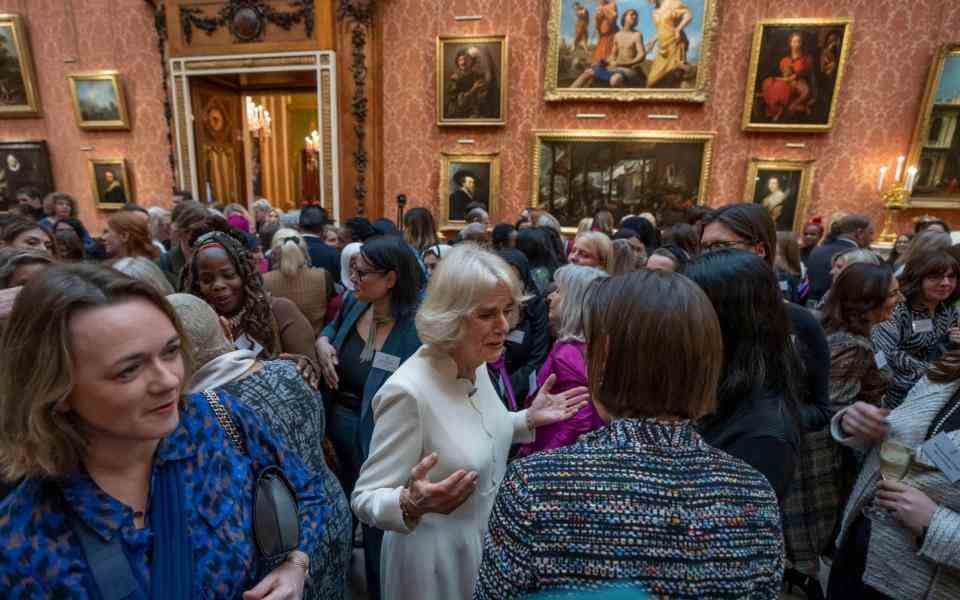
[169,294,352,600]
[185,230,318,364]
[496,249,551,404]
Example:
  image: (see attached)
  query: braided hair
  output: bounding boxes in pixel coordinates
[184,230,281,358]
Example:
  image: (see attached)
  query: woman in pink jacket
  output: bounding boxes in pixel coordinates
[518,264,608,456]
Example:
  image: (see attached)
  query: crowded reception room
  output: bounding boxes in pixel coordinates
[2,1,960,599]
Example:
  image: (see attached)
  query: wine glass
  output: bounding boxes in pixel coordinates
[864,438,915,522]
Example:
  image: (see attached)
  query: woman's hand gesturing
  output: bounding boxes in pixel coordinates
[400,453,478,521]
[527,374,590,429]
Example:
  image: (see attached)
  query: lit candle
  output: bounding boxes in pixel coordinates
[877,166,888,192]
[895,156,905,182]
[905,166,918,192]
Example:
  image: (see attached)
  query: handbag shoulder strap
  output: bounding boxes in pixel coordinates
[204,390,247,455]
[70,518,141,600]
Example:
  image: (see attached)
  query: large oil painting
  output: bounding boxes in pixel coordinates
[544,0,720,103]
[531,130,714,230]
[436,36,508,127]
[68,71,130,130]
[907,44,960,208]
[743,158,815,233]
[742,18,853,132]
[0,14,40,117]
[438,152,500,225]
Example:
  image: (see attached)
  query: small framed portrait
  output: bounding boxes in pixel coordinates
[0,141,53,210]
[67,71,130,130]
[88,158,132,209]
[743,158,815,232]
[742,18,853,132]
[438,152,500,226]
[436,36,508,127]
[0,14,41,117]
[544,0,721,103]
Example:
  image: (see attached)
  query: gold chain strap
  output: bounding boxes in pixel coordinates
[204,390,246,454]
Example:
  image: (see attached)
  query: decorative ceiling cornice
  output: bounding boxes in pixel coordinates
[180,0,315,45]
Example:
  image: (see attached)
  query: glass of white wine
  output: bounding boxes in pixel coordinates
[865,438,915,522]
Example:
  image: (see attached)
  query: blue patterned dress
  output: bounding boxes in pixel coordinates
[0,390,330,598]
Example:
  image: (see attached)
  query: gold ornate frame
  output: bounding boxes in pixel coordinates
[743,158,815,233]
[741,18,853,133]
[543,0,720,103]
[530,129,715,233]
[67,71,131,130]
[905,43,960,209]
[438,151,501,227]
[88,158,132,210]
[436,36,509,127]
[0,14,41,118]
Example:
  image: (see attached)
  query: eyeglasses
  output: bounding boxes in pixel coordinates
[701,240,753,253]
[923,273,959,283]
[351,266,386,281]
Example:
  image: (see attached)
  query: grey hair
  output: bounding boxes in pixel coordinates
[535,212,563,235]
[167,293,234,369]
[553,264,607,342]
[416,244,524,351]
[253,198,272,211]
[835,248,881,268]
[279,209,301,229]
[0,247,54,288]
[111,257,175,296]
[421,244,453,260]
[340,242,362,291]
[146,206,170,241]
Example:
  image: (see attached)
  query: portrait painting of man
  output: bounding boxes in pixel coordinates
[439,153,500,225]
[437,36,507,126]
[89,159,132,208]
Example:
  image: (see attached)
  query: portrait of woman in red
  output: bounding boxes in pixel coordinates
[760,32,816,121]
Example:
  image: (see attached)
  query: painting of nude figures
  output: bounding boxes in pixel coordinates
[436,36,508,127]
[544,0,720,103]
[742,18,853,132]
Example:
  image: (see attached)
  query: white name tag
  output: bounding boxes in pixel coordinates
[914,319,935,333]
[507,329,525,344]
[372,351,401,372]
[874,351,888,370]
[779,280,790,292]
[922,433,960,483]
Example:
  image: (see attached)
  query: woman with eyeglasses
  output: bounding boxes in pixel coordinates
[185,230,318,364]
[872,249,960,410]
[314,236,423,600]
[263,228,334,336]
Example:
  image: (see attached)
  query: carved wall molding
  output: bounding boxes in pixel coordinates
[337,0,375,215]
[148,1,178,190]
[180,0,315,45]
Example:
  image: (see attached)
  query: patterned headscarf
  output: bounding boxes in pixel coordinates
[184,230,281,358]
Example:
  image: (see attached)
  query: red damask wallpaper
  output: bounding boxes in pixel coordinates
[381,0,960,233]
[0,0,171,232]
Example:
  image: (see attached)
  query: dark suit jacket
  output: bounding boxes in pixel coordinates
[806,238,859,302]
[449,189,475,221]
[505,295,551,402]
[304,234,341,284]
[320,292,421,459]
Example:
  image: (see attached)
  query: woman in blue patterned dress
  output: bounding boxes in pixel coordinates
[0,264,328,599]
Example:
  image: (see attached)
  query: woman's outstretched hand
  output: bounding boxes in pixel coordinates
[527,374,590,429]
[400,453,478,520]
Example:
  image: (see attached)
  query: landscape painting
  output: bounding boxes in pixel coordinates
[68,71,130,130]
[544,0,719,102]
[0,14,40,117]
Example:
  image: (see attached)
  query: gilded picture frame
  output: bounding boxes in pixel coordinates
[0,14,41,118]
[543,0,720,103]
[905,43,960,209]
[438,152,501,227]
[88,158,132,210]
[741,18,853,133]
[436,36,508,127]
[743,158,815,233]
[531,129,715,232]
[67,71,131,130]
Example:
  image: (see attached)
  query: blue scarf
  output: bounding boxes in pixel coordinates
[148,460,193,599]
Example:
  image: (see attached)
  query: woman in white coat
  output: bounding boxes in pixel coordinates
[351,244,589,600]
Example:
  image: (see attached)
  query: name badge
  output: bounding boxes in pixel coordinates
[914,319,935,333]
[528,370,539,396]
[922,432,960,483]
[372,351,401,372]
[507,329,526,344]
[779,280,790,292]
[874,351,888,370]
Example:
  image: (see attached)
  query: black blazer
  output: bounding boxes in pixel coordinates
[304,234,341,284]
[806,238,859,302]
[505,295,551,402]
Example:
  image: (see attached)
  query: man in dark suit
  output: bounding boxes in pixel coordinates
[449,170,480,221]
[300,205,341,284]
[806,214,874,302]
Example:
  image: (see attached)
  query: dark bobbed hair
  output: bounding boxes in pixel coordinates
[585,270,722,420]
[682,250,804,423]
[900,250,960,306]
[827,214,871,241]
[360,236,424,319]
[491,223,516,250]
[822,263,894,337]
[669,223,699,257]
[700,204,776,266]
[299,205,329,232]
[372,218,401,238]
[53,218,90,242]
[516,227,561,274]
[620,216,659,252]
[403,207,439,251]
[54,229,84,262]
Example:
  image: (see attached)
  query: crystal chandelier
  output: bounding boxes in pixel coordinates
[246,97,272,139]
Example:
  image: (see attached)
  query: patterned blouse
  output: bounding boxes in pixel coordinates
[872,301,958,409]
[219,360,352,600]
[475,418,784,599]
[0,390,329,598]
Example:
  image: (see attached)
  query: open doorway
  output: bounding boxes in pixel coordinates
[168,52,339,220]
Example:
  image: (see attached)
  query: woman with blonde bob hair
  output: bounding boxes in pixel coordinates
[0,263,328,597]
[570,231,614,272]
[351,244,589,600]
[263,227,333,334]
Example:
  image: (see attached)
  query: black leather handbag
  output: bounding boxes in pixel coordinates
[204,390,300,567]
